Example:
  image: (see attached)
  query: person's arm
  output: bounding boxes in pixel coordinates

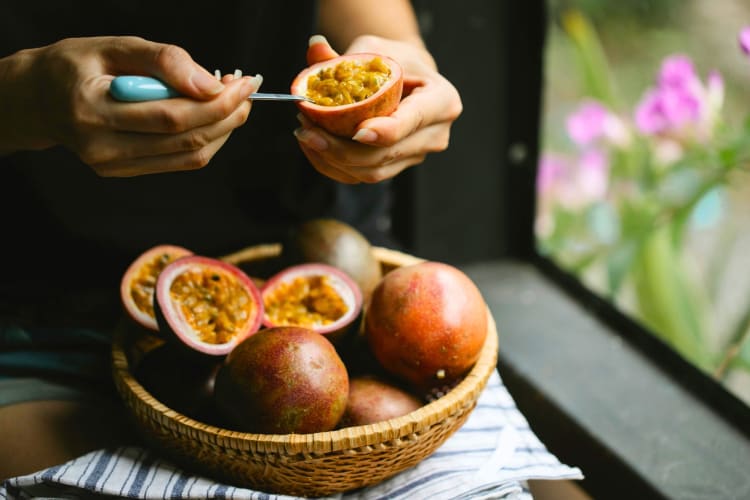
[0,36,260,176]
[294,0,462,184]
[317,0,427,53]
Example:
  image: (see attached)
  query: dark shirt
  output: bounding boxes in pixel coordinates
[0,1,392,326]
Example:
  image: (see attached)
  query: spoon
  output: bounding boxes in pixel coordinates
[109,75,314,103]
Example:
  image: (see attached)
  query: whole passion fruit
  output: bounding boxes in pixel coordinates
[291,53,403,138]
[281,218,382,302]
[261,263,362,343]
[134,343,222,423]
[214,326,349,434]
[365,261,489,392]
[154,255,263,357]
[338,375,423,428]
[120,244,192,331]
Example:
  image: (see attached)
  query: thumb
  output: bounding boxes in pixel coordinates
[306,35,340,66]
[105,37,224,100]
[151,45,224,100]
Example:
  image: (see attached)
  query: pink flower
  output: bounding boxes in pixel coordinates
[658,54,697,89]
[566,101,609,146]
[634,53,722,140]
[537,154,568,195]
[740,26,750,56]
[578,149,609,201]
[566,100,631,148]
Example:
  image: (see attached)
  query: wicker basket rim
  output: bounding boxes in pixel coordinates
[111,245,499,455]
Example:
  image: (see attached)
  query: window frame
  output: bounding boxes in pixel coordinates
[398,1,750,497]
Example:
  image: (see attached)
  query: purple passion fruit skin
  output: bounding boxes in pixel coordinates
[260,263,363,342]
[154,255,263,358]
[120,244,193,331]
[134,343,222,423]
[290,53,404,138]
[338,375,423,428]
[365,261,488,392]
[280,218,383,303]
[214,326,349,434]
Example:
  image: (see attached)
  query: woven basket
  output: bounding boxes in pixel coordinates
[111,245,499,497]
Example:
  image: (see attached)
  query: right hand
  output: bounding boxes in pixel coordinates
[3,36,261,177]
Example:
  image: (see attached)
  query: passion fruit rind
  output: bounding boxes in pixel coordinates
[120,244,193,332]
[154,255,263,357]
[281,218,383,303]
[291,53,403,138]
[214,326,350,434]
[260,262,363,338]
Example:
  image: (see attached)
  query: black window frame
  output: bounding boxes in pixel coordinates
[395,1,750,498]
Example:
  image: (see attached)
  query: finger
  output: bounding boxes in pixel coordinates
[297,144,361,184]
[91,131,233,177]
[306,35,340,66]
[302,143,425,184]
[79,101,251,165]
[296,121,450,171]
[101,36,224,99]
[353,78,462,146]
[106,76,259,133]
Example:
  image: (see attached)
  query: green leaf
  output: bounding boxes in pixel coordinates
[734,340,750,373]
[631,225,712,370]
[606,238,638,297]
[561,9,619,107]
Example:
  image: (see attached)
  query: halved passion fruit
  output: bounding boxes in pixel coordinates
[260,263,363,339]
[291,53,403,138]
[154,256,263,357]
[120,244,193,331]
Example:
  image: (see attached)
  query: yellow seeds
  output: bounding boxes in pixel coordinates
[169,268,254,345]
[307,57,391,106]
[264,275,348,328]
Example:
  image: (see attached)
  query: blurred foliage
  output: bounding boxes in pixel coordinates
[537,3,750,402]
[548,0,684,28]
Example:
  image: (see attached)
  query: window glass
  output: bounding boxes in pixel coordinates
[536,0,750,405]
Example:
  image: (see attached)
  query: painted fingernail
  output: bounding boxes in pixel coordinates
[294,128,328,151]
[352,128,378,143]
[191,69,225,95]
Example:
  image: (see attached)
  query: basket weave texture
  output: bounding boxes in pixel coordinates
[111,245,499,497]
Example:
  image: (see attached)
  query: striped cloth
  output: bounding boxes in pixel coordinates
[0,370,583,499]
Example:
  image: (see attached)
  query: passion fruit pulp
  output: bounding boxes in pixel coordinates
[154,255,263,357]
[213,326,349,434]
[291,53,403,138]
[120,244,192,331]
[261,262,362,342]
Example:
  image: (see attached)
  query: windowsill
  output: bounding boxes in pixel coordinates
[461,259,750,500]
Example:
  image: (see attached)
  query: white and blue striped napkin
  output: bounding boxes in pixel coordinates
[0,370,583,500]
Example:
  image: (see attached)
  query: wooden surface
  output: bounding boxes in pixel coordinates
[462,259,750,500]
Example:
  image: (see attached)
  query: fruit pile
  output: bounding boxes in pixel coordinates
[120,219,488,435]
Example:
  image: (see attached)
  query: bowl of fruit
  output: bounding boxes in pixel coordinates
[112,219,498,497]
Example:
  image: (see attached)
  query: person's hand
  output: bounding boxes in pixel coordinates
[2,36,261,176]
[293,35,462,184]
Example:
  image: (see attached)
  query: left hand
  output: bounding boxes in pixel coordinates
[293,35,463,184]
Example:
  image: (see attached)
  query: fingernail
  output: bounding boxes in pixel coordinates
[309,34,328,47]
[296,113,312,126]
[294,128,328,151]
[241,74,264,98]
[192,69,225,95]
[352,128,378,143]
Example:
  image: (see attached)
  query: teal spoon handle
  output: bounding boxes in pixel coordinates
[109,76,312,103]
